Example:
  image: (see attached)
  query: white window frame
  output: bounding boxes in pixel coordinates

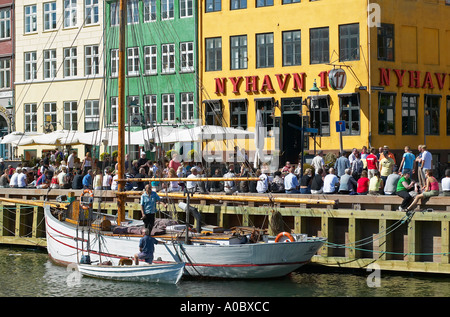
[161,43,175,74]
[0,58,11,89]
[85,0,99,25]
[44,49,57,79]
[180,42,194,72]
[144,45,157,75]
[110,2,119,26]
[162,94,175,123]
[0,8,11,39]
[180,0,193,18]
[24,5,37,34]
[127,0,139,24]
[85,45,99,76]
[143,0,157,22]
[110,96,118,125]
[64,101,78,130]
[64,0,77,28]
[110,49,119,77]
[25,103,38,132]
[43,2,57,31]
[181,92,194,122]
[85,100,100,131]
[64,47,77,78]
[127,47,140,76]
[161,0,174,20]
[144,94,157,124]
[24,51,37,81]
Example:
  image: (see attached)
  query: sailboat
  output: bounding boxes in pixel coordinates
[43,0,326,279]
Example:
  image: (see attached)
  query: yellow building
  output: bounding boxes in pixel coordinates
[14,0,104,161]
[199,0,450,172]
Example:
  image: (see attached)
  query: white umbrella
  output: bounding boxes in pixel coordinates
[20,130,83,146]
[0,132,44,146]
[78,128,118,146]
[162,125,254,143]
[253,110,265,169]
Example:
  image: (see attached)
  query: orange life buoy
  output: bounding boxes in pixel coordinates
[275,232,295,243]
[80,189,94,210]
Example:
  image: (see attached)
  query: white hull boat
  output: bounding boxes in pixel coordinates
[45,206,326,279]
[77,262,185,284]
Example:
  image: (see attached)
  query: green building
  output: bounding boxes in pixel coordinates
[104,0,198,158]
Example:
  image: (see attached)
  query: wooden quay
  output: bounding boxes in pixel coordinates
[1,187,450,275]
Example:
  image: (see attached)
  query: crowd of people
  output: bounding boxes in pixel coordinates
[0,145,449,212]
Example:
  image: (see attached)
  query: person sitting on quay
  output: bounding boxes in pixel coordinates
[356,170,370,195]
[36,170,50,189]
[0,168,10,188]
[82,169,93,189]
[405,169,440,212]
[72,169,84,190]
[338,168,357,195]
[384,166,401,195]
[17,168,28,189]
[442,169,450,197]
[323,168,339,195]
[299,168,313,194]
[256,169,268,194]
[311,168,324,194]
[396,170,416,212]
[269,170,285,193]
[368,170,384,195]
[9,168,19,188]
[284,166,299,194]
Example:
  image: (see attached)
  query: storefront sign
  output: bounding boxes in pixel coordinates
[379,68,449,90]
[328,68,347,91]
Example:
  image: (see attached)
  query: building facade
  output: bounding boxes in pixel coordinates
[14,0,105,160]
[0,0,13,158]
[199,0,450,172]
[104,0,198,158]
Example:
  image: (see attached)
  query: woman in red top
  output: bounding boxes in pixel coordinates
[357,170,369,195]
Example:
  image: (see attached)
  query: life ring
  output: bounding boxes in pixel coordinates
[80,189,94,210]
[275,232,295,243]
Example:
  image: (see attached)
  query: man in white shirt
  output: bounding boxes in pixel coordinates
[256,170,268,193]
[186,167,199,193]
[17,168,27,188]
[223,165,237,194]
[421,145,432,175]
[284,166,299,193]
[67,151,76,172]
[9,169,19,188]
[311,151,325,174]
[323,168,339,194]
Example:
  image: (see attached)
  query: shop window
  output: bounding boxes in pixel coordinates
[339,94,360,135]
[230,100,247,130]
[310,96,330,136]
[378,93,396,135]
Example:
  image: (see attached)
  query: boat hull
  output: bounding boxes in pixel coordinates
[77,263,185,284]
[45,206,325,279]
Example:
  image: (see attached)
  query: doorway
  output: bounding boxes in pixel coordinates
[281,98,303,165]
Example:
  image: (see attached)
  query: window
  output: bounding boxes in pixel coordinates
[310,96,330,136]
[64,101,78,130]
[283,30,301,66]
[25,5,37,33]
[0,59,11,89]
[378,93,396,135]
[110,49,118,77]
[25,103,37,132]
[256,33,274,68]
[44,49,57,79]
[85,45,99,75]
[44,2,57,31]
[283,0,300,3]
[144,95,157,124]
[127,96,140,126]
[180,42,194,72]
[256,0,273,7]
[144,0,157,22]
[230,35,247,70]
[127,47,140,76]
[64,0,77,28]
[85,100,99,131]
[339,94,360,135]
[85,0,99,25]
[230,100,247,130]
[204,100,222,126]
[401,94,417,135]
[256,99,274,131]
[339,23,359,61]
[144,46,157,75]
[181,92,194,122]
[110,97,118,125]
[162,44,175,74]
[110,2,119,26]
[206,0,221,12]
[24,52,37,81]
[63,47,77,78]
[310,27,329,64]
[447,96,450,136]
[161,0,174,20]
[0,8,11,39]
[424,95,440,135]
[162,94,175,122]
[180,0,193,17]
[44,102,57,131]
[205,37,222,71]
[377,23,394,61]
[127,0,139,24]
[231,0,246,10]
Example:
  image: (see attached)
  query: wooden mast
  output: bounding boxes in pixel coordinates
[116,0,127,225]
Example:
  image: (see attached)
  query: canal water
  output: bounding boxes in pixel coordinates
[2,247,450,297]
